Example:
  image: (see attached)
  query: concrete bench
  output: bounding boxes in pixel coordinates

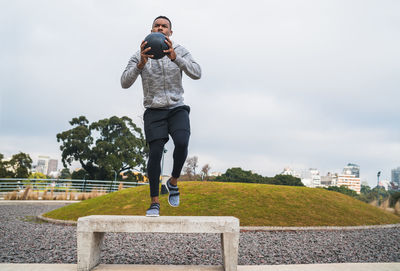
[77,215,240,271]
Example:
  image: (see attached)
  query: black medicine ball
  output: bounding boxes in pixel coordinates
[144,32,169,59]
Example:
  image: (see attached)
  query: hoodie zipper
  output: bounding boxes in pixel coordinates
[161,59,170,107]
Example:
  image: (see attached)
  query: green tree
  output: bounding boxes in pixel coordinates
[325,185,358,198]
[215,167,305,186]
[70,169,87,191]
[361,184,372,194]
[71,169,87,180]
[371,186,390,205]
[123,170,146,182]
[28,172,47,179]
[271,174,304,186]
[0,153,10,178]
[8,152,32,178]
[60,168,71,179]
[57,116,97,178]
[57,116,148,180]
[389,191,400,207]
[28,172,47,191]
[216,167,265,183]
[90,116,148,179]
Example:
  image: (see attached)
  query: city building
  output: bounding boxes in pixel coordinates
[47,159,58,175]
[284,163,362,192]
[36,155,50,175]
[320,172,338,187]
[34,156,58,176]
[392,167,400,187]
[301,168,321,188]
[337,174,361,194]
[342,163,360,178]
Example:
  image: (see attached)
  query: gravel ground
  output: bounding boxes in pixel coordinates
[0,204,400,265]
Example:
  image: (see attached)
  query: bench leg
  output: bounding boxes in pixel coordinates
[77,231,105,271]
[221,232,239,271]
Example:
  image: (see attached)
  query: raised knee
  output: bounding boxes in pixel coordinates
[172,130,190,150]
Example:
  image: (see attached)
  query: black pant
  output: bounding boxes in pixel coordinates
[144,106,191,197]
[147,130,190,197]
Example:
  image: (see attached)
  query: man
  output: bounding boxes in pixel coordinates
[121,16,201,216]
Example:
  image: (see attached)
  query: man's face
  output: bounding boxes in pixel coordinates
[151,18,172,37]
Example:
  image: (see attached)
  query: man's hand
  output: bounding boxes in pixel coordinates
[164,36,176,61]
[137,41,154,69]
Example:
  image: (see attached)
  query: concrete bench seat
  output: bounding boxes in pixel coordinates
[77,215,240,271]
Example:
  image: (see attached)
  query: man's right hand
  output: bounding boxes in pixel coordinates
[137,41,154,70]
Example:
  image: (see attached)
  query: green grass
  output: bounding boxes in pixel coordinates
[43,181,400,226]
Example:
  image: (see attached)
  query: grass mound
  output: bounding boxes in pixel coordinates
[43,182,400,226]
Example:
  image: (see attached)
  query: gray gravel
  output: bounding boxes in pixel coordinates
[0,204,400,265]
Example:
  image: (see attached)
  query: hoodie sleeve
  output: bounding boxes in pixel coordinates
[172,46,202,80]
[121,51,142,89]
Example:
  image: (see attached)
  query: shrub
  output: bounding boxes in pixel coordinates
[395,200,400,215]
[325,185,358,198]
[21,186,32,200]
[4,191,18,200]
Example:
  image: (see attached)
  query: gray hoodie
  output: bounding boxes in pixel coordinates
[121,42,201,109]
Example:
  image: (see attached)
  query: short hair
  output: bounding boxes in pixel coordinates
[153,16,172,30]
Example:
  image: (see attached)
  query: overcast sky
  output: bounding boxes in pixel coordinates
[1,0,399,187]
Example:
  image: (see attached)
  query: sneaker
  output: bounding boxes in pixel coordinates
[166,178,180,207]
[146,203,160,217]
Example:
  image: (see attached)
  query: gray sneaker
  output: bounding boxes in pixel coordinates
[166,179,180,207]
[146,203,160,217]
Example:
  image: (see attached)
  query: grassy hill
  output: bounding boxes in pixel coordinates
[43,181,400,226]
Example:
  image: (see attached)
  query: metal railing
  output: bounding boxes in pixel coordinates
[0,178,148,196]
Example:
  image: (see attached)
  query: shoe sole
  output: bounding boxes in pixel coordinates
[166,181,179,207]
[146,214,159,217]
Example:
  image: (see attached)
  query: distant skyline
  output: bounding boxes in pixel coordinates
[15,153,395,187]
[1,1,399,188]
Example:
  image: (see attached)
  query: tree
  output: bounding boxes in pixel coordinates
[8,152,32,178]
[216,167,265,183]
[389,191,400,207]
[360,184,372,194]
[186,156,198,176]
[183,165,194,181]
[0,153,10,178]
[272,174,304,186]
[57,116,96,178]
[90,116,148,179]
[60,168,71,179]
[325,185,358,198]
[71,169,87,180]
[28,172,47,179]
[123,170,146,183]
[215,167,304,186]
[201,164,211,181]
[57,116,148,180]
[371,186,390,205]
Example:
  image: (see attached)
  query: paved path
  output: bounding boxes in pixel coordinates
[1,201,399,270]
[1,263,400,271]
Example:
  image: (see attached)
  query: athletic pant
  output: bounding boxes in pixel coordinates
[147,130,190,197]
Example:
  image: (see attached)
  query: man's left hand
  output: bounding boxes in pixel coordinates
[164,36,176,61]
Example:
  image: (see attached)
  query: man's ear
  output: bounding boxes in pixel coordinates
[169,30,173,37]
